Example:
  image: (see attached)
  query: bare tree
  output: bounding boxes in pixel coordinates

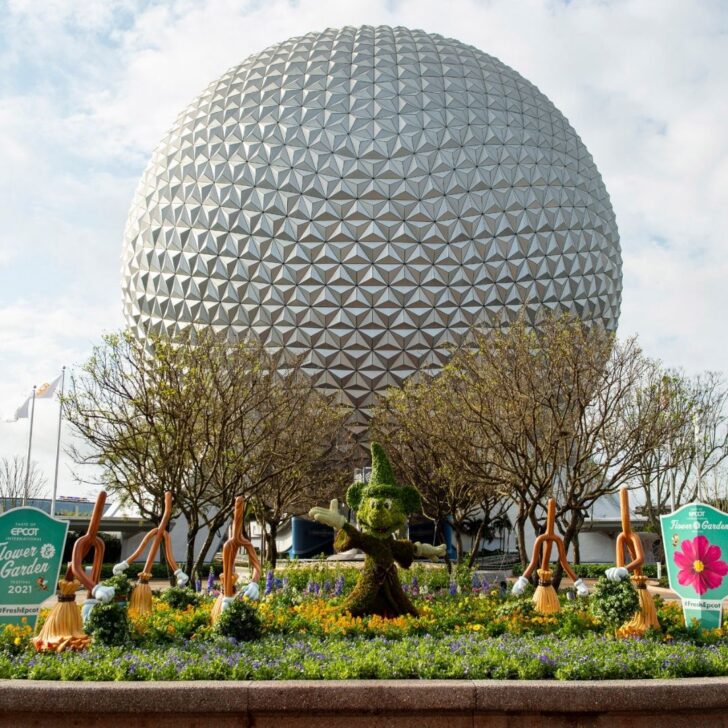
[64,329,316,574]
[0,456,47,509]
[250,381,355,567]
[447,314,690,584]
[372,372,507,567]
[635,370,728,537]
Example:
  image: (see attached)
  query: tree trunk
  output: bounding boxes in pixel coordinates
[515,512,528,568]
[268,522,279,568]
[258,515,267,566]
[467,519,487,569]
[436,519,452,573]
[573,533,581,565]
[453,526,463,565]
[185,524,199,579]
[192,521,222,580]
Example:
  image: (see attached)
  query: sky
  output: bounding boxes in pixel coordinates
[0,0,726,499]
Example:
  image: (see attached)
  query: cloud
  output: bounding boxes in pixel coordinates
[0,0,726,494]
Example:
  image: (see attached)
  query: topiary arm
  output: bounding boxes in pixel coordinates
[309,498,346,529]
[413,542,446,562]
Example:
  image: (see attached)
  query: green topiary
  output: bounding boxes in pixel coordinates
[161,586,200,610]
[85,602,131,646]
[214,598,262,642]
[590,576,640,629]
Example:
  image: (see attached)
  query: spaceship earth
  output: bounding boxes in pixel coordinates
[122,25,622,415]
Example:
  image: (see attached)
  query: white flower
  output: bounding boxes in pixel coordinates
[40,543,55,559]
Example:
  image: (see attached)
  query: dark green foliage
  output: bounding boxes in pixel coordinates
[590,577,640,628]
[513,563,660,579]
[101,573,132,602]
[345,481,367,511]
[85,602,131,646]
[369,442,396,485]
[161,586,200,610]
[214,598,262,642]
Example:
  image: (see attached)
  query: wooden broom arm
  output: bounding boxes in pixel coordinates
[142,492,174,575]
[616,488,644,574]
[70,492,107,593]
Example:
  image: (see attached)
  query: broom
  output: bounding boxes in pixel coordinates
[33,575,90,652]
[623,575,660,633]
[119,492,186,618]
[534,567,560,614]
[532,500,560,614]
[129,571,153,616]
[614,488,660,636]
[211,497,261,624]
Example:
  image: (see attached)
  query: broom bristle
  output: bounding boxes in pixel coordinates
[129,573,153,616]
[621,575,660,635]
[210,594,224,623]
[532,568,560,614]
[33,579,89,652]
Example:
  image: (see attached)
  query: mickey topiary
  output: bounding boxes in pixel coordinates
[309,442,445,618]
[213,596,262,642]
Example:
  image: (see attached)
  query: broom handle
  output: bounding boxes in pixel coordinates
[619,488,631,536]
[555,537,579,581]
[70,492,107,592]
[617,488,644,574]
[540,499,556,571]
[142,492,174,575]
[162,531,178,572]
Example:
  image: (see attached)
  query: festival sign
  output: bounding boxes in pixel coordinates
[0,507,68,629]
[661,502,728,629]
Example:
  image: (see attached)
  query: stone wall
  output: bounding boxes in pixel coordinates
[1,678,727,727]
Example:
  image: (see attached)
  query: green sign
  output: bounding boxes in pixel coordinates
[0,507,68,629]
[660,502,728,629]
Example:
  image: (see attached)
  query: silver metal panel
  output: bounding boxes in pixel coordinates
[122,26,622,415]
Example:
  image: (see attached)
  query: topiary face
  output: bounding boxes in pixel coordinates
[345,442,422,539]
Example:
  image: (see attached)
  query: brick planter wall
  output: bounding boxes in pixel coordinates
[1,678,727,727]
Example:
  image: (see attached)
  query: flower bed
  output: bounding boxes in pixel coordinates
[1,564,726,681]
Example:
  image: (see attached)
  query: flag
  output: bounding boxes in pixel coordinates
[36,375,62,399]
[8,396,32,421]
[6,374,63,421]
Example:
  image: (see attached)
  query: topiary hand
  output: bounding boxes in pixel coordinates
[605,566,629,582]
[414,542,446,561]
[308,499,346,529]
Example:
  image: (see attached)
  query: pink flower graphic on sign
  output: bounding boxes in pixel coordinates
[674,535,728,595]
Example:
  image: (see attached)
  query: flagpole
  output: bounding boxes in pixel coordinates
[23,385,37,506]
[51,367,66,518]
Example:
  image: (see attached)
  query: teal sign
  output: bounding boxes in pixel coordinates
[661,502,728,629]
[0,507,68,628]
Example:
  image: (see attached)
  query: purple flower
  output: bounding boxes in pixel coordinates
[334,575,344,596]
[411,576,419,596]
[207,566,215,594]
[449,581,457,596]
[265,570,275,595]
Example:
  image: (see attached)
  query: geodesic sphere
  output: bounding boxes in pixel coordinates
[122,25,622,415]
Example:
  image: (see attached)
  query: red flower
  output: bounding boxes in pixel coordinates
[674,535,728,595]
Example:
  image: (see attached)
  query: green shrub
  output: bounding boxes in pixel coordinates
[86,602,131,646]
[512,563,659,579]
[590,577,639,628]
[101,573,132,602]
[214,598,262,642]
[161,586,200,610]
